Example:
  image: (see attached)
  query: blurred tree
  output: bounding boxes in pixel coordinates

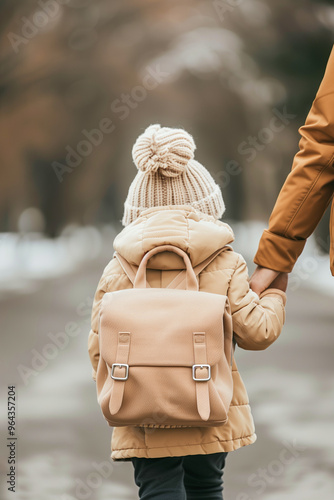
[0,0,332,245]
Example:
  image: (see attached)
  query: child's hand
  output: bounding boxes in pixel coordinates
[268,273,288,292]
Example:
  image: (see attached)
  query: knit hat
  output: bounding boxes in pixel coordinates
[122,124,225,226]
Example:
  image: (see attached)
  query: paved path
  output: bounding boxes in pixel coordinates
[1,257,333,500]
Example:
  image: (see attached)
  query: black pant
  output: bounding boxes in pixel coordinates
[131,452,228,500]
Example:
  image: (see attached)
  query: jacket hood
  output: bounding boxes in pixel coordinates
[113,205,234,269]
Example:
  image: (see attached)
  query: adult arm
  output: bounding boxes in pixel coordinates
[254,45,334,274]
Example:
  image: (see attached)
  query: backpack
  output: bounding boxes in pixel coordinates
[96,244,234,428]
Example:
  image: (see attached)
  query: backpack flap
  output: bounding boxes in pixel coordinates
[99,288,229,368]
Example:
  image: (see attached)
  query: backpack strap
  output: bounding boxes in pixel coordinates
[109,332,131,415]
[134,245,198,291]
[114,245,231,289]
[194,246,232,275]
[114,252,151,288]
[193,332,211,421]
[166,246,230,290]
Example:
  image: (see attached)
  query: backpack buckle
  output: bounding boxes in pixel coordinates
[111,363,129,381]
[192,364,211,382]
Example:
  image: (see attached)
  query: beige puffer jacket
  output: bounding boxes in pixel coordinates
[88,205,286,460]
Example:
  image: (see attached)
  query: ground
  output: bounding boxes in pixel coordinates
[1,255,333,500]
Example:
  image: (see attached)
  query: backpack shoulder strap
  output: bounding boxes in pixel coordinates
[193,246,230,276]
[166,246,231,290]
[114,252,151,288]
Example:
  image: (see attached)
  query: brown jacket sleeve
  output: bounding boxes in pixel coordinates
[229,254,286,350]
[254,45,334,274]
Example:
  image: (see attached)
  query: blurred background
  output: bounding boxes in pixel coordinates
[0,0,334,499]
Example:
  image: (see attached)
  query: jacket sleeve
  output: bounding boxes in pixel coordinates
[229,254,286,350]
[254,45,334,273]
[88,272,108,382]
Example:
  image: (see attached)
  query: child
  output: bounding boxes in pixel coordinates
[88,124,287,500]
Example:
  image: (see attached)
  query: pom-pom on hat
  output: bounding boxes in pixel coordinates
[132,124,195,178]
[122,124,225,226]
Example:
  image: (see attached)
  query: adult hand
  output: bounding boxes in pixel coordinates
[249,266,279,295]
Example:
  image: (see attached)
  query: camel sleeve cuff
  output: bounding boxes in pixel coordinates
[260,288,287,307]
[254,230,306,273]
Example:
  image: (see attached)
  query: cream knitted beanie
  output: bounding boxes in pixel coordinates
[122,124,225,226]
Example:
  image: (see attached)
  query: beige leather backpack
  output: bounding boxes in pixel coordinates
[96,244,233,428]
